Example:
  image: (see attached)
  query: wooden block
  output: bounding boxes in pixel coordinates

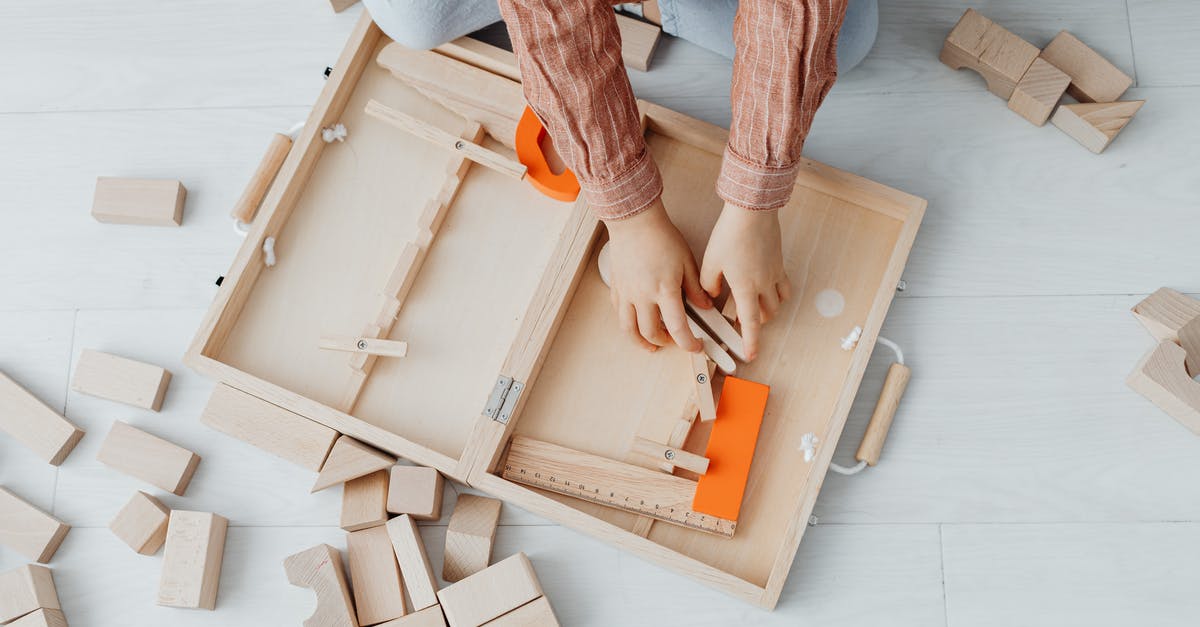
[1128,341,1200,435]
[109,491,170,555]
[377,605,447,627]
[437,553,543,627]
[1180,318,1200,378]
[1051,100,1144,154]
[386,514,438,611]
[340,469,389,531]
[312,435,395,492]
[443,495,502,583]
[200,383,337,471]
[329,0,358,12]
[386,465,444,520]
[283,544,357,627]
[96,421,201,496]
[7,608,68,627]
[692,377,769,521]
[347,524,407,624]
[0,488,70,564]
[71,349,172,411]
[686,301,747,361]
[0,372,84,465]
[483,597,559,627]
[690,352,717,422]
[1039,30,1133,103]
[615,13,661,72]
[319,336,409,358]
[1007,58,1071,126]
[1131,288,1200,343]
[630,437,709,475]
[939,8,1039,99]
[91,177,185,226]
[0,564,60,623]
[157,511,227,610]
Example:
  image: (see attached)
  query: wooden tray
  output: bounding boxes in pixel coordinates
[185,14,924,609]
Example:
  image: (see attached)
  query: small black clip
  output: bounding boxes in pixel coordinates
[324,66,333,79]
[215,276,225,286]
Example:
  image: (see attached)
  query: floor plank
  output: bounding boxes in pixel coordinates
[1128,0,1200,87]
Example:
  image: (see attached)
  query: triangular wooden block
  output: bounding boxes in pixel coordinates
[312,436,395,492]
[1051,100,1144,153]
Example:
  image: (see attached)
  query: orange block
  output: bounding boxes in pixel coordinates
[692,377,769,521]
[515,106,580,202]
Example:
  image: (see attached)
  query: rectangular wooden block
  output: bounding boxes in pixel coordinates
[0,564,60,623]
[443,494,502,583]
[96,421,201,496]
[109,491,170,555]
[1039,30,1132,103]
[387,465,444,520]
[347,525,407,624]
[437,553,543,627]
[386,514,439,611]
[158,511,228,610]
[341,469,389,531]
[0,372,84,465]
[483,596,559,627]
[91,177,185,226]
[201,383,337,471]
[7,608,68,627]
[71,349,172,411]
[377,605,447,627]
[1007,57,1071,126]
[0,488,71,564]
[615,13,661,72]
[939,8,1039,99]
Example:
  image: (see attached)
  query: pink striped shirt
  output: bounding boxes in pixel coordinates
[497,0,848,219]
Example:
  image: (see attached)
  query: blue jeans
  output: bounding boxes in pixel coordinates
[365,0,878,74]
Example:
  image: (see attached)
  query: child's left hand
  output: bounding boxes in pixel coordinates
[700,202,791,361]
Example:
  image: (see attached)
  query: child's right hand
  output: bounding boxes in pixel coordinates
[604,197,712,353]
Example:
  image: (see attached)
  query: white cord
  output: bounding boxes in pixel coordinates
[825,333,905,476]
[829,460,867,475]
[840,326,863,350]
[286,120,306,139]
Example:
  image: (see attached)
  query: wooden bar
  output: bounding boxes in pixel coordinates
[158,511,228,610]
[0,488,70,564]
[201,383,338,471]
[365,99,526,179]
[0,372,84,465]
[71,349,172,411]
[96,421,201,496]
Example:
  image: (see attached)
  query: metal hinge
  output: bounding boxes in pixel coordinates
[483,375,525,424]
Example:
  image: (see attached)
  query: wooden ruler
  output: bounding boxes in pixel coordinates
[501,436,735,538]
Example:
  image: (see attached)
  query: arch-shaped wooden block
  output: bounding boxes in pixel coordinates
[283,544,357,627]
[939,9,1039,100]
[1127,341,1200,435]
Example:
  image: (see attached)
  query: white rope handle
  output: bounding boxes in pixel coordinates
[821,333,906,476]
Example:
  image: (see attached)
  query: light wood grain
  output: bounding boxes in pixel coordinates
[0,564,60,623]
[200,383,338,471]
[615,14,661,72]
[0,372,84,466]
[1128,0,1200,87]
[71,349,172,411]
[1051,100,1145,153]
[96,421,201,496]
[312,435,395,492]
[319,336,409,358]
[366,99,526,179]
[630,437,709,475]
[91,177,185,226]
[1127,341,1200,434]
[387,466,444,521]
[340,469,389,531]
[437,553,543,627]
[108,491,170,555]
[854,362,912,465]
[939,8,1039,100]
[6,607,68,627]
[0,487,70,564]
[1007,58,1071,126]
[443,494,503,583]
[483,596,559,627]
[157,510,227,610]
[348,524,407,624]
[231,133,292,224]
[1131,288,1200,342]
[387,514,439,611]
[283,543,358,627]
[1040,30,1133,103]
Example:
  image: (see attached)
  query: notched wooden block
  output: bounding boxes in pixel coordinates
[1132,288,1200,344]
[386,465,444,520]
[96,421,201,496]
[341,469,389,531]
[1007,58,1071,126]
[91,177,185,226]
[284,544,357,627]
[109,491,170,555]
[0,488,71,564]
[1040,31,1132,103]
[437,553,543,627]
[201,383,338,471]
[1128,341,1200,435]
[939,8,1039,100]
[0,564,61,624]
[313,435,396,492]
[1051,100,1144,154]
[158,511,228,610]
[443,494,502,583]
[0,372,84,465]
[71,349,172,411]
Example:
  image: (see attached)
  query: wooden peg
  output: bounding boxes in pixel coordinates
[1039,31,1132,103]
[686,300,747,362]
[347,525,406,624]
[231,133,292,223]
[71,349,172,411]
[201,383,338,471]
[1051,100,1144,154]
[1007,58,1071,126]
[284,544,357,627]
[386,514,439,611]
[365,99,527,179]
[855,363,912,466]
[939,9,1039,100]
[109,491,170,555]
[0,372,84,466]
[158,511,228,610]
[0,564,60,623]
[320,336,409,358]
[6,608,68,627]
[437,553,543,627]
[443,494,502,583]
[91,177,186,226]
[0,487,71,564]
[1127,341,1200,435]
[690,352,717,422]
[1131,288,1200,344]
[96,421,201,496]
[386,465,445,520]
[340,469,389,532]
[630,437,709,475]
[312,436,395,493]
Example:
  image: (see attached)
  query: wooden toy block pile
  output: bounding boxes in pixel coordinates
[940,8,1142,153]
[1127,288,1200,434]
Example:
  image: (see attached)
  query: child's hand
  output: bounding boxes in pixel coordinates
[604,197,711,353]
[700,203,791,361]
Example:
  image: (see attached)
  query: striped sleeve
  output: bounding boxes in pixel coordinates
[498,0,664,220]
[717,0,848,211]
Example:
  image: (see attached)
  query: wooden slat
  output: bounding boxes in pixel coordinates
[0,372,84,466]
[365,99,526,179]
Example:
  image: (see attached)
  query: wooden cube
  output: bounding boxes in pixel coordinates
[0,488,70,564]
[109,491,170,555]
[71,349,172,411]
[157,511,228,610]
[386,465,444,520]
[442,494,502,583]
[1007,58,1071,126]
[0,371,85,466]
[341,469,390,532]
[96,421,201,496]
[0,565,60,624]
[437,553,543,627]
[376,605,447,626]
[1040,31,1132,103]
[91,177,186,226]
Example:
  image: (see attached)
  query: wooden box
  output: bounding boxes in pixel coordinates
[185,15,924,609]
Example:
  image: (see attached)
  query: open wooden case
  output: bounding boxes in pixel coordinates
[185,14,925,609]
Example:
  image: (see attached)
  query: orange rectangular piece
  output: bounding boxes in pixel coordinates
[692,377,769,521]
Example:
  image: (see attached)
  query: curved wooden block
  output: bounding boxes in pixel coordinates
[1127,341,1200,435]
[939,8,1039,100]
[283,544,357,627]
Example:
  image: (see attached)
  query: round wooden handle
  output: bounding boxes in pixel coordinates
[231,133,292,223]
[855,362,911,466]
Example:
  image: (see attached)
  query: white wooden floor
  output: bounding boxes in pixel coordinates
[2,1,1198,625]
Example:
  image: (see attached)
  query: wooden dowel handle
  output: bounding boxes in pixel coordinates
[231,133,292,223]
[855,362,911,466]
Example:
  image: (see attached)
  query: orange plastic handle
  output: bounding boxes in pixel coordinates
[515,106,581,202]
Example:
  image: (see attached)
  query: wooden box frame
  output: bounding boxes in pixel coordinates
[185,14,924,609]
